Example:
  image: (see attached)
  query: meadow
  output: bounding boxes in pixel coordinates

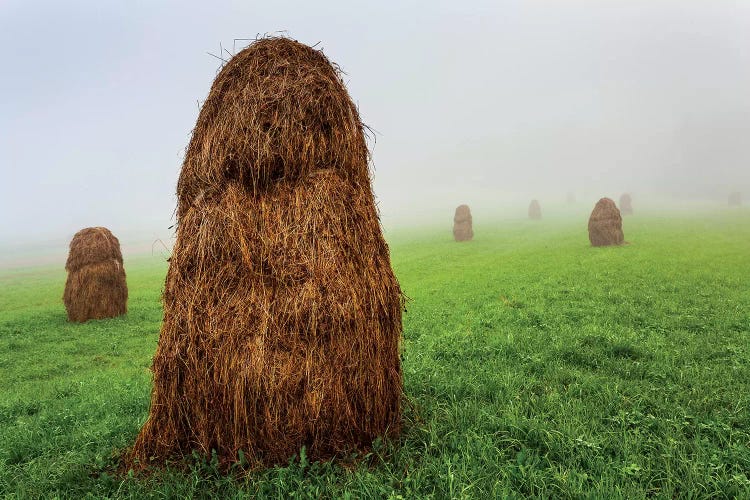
[1,208,749,498]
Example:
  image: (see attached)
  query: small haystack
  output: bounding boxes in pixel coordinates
[63,227,127,322]
[729,192,742,207]
[528,199,542,220]
[129,37,403,470]
[588,198,624,247]
[619,193,633,215]
[453,204,473,241]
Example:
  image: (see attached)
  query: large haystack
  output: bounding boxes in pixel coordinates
[619,193,633,215]
[588,198,624,247]
[63,227,127,322]
[528,199,542,220]
[729,192,742,207]
[129,37,403,470]
[453,204,473,241]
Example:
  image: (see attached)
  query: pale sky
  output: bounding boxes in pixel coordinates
[1,0,749,246]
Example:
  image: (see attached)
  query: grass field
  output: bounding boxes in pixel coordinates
[1,208,749,498]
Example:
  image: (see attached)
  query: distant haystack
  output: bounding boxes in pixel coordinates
[729,192,742,207]
[588,198,624,247]
[619,193,633,215]
[528,199,542,220]
[63,227,127,322]
[453,204,473,241]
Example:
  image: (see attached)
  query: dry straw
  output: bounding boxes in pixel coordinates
[528,199,542,220]
[728,192,742,207]
[588,198,624,247]
[63,227,127,322]
[453,204,473,241]
[129,37,404,470]
[619,193,633,215]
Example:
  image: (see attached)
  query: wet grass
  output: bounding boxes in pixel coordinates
[1,209,749,498]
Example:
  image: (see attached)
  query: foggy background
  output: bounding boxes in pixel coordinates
[1,0,749,262]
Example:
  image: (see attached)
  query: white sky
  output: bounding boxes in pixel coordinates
[1,0,749,246]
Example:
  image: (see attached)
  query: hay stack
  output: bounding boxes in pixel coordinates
[588,198,624,247]
[528,199,542,220]
[129,37,403,470]
[63,227,127,322]
[729,192,742,207]
[619,193,633,215]
[453,204,473,241]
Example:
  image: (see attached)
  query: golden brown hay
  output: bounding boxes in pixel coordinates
[453,204,473,241]
[619,193,633,215]
[728,192,742,207]
[63,227,127,322]
[128,37,403,470]
[588,198,624,247]
[528,199,542,220]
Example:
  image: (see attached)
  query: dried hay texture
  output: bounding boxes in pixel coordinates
[588,198,624,247]
[619,193,633,215]
[528,199,542,220]
[453,204,473,241]
[63,227,127,322]
[129,37,403,470]
[729,192,742,207]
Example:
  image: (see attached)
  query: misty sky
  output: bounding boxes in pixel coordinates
[1,0,749,245]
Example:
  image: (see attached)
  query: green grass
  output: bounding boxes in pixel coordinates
[1,209,749,498]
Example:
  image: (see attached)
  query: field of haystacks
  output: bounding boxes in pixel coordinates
[1,208,749,498]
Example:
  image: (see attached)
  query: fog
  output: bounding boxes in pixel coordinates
[1,0,749,253]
